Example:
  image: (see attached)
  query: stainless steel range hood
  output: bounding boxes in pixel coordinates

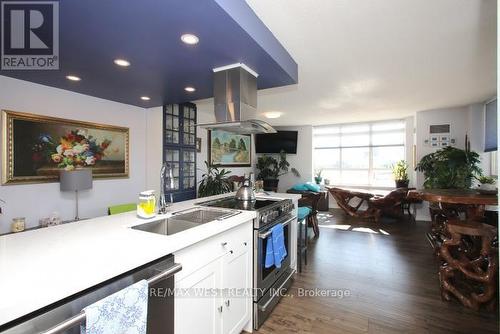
[197,63,276,134]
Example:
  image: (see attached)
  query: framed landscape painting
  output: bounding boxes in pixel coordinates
[2,110,129,184]
[208,130,251,167]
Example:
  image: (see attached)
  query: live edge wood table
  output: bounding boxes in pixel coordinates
[408,189,498,311]
[407,189,498,250]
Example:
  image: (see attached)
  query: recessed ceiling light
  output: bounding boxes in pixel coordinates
[114,59,130,67]
[66,75,81,81]
[180,34,199,45]
[264,111,282,119]
[184,86,196,92]
[140,96,151,101]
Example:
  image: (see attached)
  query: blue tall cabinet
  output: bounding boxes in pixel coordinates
[163,103,197,202]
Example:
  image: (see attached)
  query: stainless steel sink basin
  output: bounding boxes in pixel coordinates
[131,208,239,236]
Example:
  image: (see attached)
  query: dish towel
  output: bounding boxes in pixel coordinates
[265,233,275,268]
[264,223,288,269]
[271,223,287,268]
[81,280,148,334]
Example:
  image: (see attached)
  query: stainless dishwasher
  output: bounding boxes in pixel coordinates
[0,255,181,334]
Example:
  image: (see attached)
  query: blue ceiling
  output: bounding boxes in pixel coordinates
[0,0,298,107]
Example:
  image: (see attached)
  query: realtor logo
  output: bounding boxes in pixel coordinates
[1,1,59,70]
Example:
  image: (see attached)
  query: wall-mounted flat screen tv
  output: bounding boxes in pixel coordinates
[255,131,298,154]
[485,98,497,152]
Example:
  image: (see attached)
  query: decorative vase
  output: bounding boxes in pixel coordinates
[395,180,409,188]
[263,179,279,192]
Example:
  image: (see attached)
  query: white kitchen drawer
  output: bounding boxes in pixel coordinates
[174,220,253,282]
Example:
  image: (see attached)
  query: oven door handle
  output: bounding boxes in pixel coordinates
[258,216,296,239]
[258,270,295,312]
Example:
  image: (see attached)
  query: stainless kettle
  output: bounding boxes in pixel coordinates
[235,173,256,201]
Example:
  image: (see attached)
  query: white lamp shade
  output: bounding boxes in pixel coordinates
[60,169,93,191]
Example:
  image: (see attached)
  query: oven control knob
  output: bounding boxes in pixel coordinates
[261,214,267,224]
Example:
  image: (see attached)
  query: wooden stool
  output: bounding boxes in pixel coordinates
[439,219,498,311]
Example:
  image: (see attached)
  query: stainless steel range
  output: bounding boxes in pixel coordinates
[199,196,295,329]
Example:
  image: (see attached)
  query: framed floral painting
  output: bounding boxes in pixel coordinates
[2,110,129,184]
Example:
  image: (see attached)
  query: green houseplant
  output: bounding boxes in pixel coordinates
[391,160,409,188]
[314,169,323,185]
[475,175,497,194]
[198,161,232,197]
[256,151,300,191]
[415,146,481,189]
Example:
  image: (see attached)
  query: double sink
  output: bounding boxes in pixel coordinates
[131,208,240,236]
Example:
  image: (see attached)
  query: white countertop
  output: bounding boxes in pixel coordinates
[0,192,300,327]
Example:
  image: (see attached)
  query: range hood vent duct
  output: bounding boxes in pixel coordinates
[197,64,276,134]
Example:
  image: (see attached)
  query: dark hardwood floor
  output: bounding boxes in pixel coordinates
[256,210,499,334]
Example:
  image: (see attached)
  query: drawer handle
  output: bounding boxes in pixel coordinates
[225,300,230,307]
[221,242,227,247]
[218,306,223,313]
[243,242,247,246]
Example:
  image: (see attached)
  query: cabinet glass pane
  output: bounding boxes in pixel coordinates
[184,163,195,176]
[165,105,173,115]
[173,116,179,131]
[165,131,179,144]
[172,177,179,190]
[183,177,195,189]
[171,163,179,177]
[183,150,195,162]
[165,149,179,162]
[183,107,194,120]
[165,115,179,131]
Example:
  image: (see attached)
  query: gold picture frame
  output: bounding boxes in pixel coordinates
[2,110,129,184]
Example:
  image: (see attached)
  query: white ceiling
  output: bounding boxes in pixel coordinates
[246,0,497,126]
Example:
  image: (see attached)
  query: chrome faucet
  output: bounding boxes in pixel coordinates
[158,163,174,214]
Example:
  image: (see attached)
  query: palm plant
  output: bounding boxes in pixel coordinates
[198,161,232,197]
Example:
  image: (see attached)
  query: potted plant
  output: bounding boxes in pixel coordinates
[391,160,410,188]
[256,151,300,191]
[415,146,482,189]
[198,161,232,197]
[314,169,323,185]
[475,175,497,194]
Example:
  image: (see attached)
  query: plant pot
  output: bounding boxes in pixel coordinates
[263,179,279,192]
[314,177,322,185]
[395,180,409,188]
[477,183,497,194]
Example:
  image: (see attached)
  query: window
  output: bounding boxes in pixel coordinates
[313,120,406,187]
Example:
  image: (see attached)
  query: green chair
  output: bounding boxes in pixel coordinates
[108,203,136,215]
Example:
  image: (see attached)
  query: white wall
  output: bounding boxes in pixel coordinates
[145,107,163,196]
[0,76,147,234]
[413,103,493,220]
[415,105,469,188]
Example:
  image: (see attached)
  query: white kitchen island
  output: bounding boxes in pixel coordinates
[0,192,300,333]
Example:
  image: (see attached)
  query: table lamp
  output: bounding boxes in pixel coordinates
[60,169,93,221]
